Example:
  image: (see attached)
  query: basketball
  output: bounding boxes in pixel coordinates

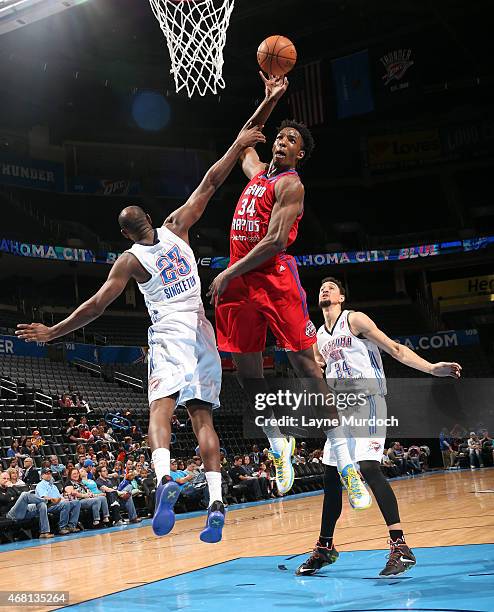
[257,35,297,76]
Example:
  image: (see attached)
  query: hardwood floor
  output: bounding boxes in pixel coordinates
[0,469,492,610]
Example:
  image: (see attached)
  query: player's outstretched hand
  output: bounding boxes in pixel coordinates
[207,270,231,306]
[16,322,54,343]
[236,125,266,149]
[430,362,462,378]
[260,72,288,101]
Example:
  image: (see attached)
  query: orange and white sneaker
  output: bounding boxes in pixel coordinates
[340,464,372,510]
[268,437,296,495]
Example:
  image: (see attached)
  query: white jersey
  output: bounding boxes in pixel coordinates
[126,227,221,408]
[317,309,386,396]
[126,226,202,323]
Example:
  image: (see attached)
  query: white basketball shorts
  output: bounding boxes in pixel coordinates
[323,394,387,466]
[147,310,221,409]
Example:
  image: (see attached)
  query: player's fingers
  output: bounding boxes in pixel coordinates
[259,71,269,84]
[16,323,33,330]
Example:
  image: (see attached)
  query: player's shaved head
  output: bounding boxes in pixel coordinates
[118,206,152,240]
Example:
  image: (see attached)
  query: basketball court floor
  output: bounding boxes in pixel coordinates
[1,468,493,611]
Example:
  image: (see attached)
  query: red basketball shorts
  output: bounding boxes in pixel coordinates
[215,255,317,353]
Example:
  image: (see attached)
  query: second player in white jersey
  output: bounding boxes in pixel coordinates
[314,278,462,467]
[127,226,220,407]
[317,309,386,396]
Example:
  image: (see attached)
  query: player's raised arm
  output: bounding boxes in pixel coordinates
[15,253,137,343]
[207,176,303,303]
[348,311,462,378]
[240,73,289,180]
[164,125,266,241]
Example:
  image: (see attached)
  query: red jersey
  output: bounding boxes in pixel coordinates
[229,168,302,267]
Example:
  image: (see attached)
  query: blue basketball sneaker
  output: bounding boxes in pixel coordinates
[152,476,180,537]
[199,501,226,544]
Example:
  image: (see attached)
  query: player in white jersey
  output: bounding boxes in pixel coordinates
[296,277,462,577]
[16,123,266,544]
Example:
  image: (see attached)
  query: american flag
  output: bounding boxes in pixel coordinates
[288,61,324,127]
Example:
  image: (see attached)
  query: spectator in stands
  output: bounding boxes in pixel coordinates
[8,458,22,478]
[169,459,206,506]
[229,456,264,501]
[7,468,26,488]
[176,460,186,471]
[65,468,110,527]
[387,442,408,475]
[419,446,431,471]
[31,431,45,449]
[468,432,484,469]
[296,441,308,459]
[257,462,275,498]
[22,457,40,486]
[136,454,149,471]
[184,459,199,477]
[95,466,141,525]
[80,466,113,507]
[123,437,133,453]
[243,455,255,475]
[36,468,81,535]
[7,439,21,459]
[78,394,90,413]
[310,450,323,463]
[75,455,87,470]
[113,461,124,478]
[219,451,230,470]
[0,472,53,539]
[250,445,262,466]
[121,470,144,499]
[130,424,142,442]
[405,445,422,474]
[84,460,98,480]
[480,431,493,465]
[171,414,184,430]
[381,450,400,478]
[139,468,156,517]
[87,446,98,464]
[49,455,65,477]
[59,394,74,409]
[78,417,94,443]
[20,438,39,459]
[97,444,114,463]
[98,425,115,443]
[440,428,456,469]
[65,418,85,444]
[192,455,203,471]
[75,443,86,457]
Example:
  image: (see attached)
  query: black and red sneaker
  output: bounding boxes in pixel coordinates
[379,539,416,576]
[295,541,339,576]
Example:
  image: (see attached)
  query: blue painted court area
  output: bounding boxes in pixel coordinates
[63,543,494,611]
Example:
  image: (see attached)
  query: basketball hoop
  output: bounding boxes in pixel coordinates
[148,0,235,98]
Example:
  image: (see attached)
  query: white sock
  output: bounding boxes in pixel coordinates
[205,471,223,506]
[263,425,285,454]
[152,448,170,484]
[325,428,354,472]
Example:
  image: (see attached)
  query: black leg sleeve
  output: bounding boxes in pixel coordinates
[320,465,343,539]
[359,460,400,526]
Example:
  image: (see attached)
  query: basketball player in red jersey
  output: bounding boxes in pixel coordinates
[208,74,371,507]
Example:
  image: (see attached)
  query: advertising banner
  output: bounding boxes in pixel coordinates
[366,129,441,171]
[332,50,374,119]
[393,329,479,351]
[67,177,141,196]
[0,153,64,191]
[1,236,493,269]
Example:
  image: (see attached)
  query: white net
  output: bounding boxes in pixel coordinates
[148,0,235,98]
